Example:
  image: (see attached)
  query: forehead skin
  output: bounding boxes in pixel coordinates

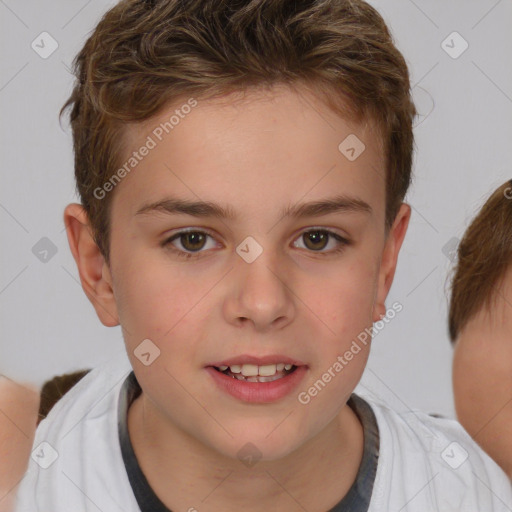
[109,84,386,252]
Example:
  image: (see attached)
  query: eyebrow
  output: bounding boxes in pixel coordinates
[135,194,372,220]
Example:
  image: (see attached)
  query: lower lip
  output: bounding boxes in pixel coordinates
[205,366,308,403]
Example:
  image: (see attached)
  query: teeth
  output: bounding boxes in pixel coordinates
[216,363,296,377]
[241,364,259,377]
[258,364,277,376]
[257,374,282,383]
[235,373,286,383]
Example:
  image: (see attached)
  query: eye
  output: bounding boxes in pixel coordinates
[161,227,350,259]
[292,228,350,255]
[161,229,217,259]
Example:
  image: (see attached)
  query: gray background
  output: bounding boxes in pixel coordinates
[1,0,511,418]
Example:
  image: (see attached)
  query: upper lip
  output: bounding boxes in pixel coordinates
[208,354,307,367]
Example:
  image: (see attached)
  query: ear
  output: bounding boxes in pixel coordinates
[63,203,119,327]
[372,203,411,322]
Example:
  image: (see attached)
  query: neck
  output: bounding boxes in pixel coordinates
[127,395,364,512]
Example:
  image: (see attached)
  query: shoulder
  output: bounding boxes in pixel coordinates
[14,353,136,512]
[39,352,132,426]
[38,369,91,423]
[357,392,512,511]
[0,377,40,511]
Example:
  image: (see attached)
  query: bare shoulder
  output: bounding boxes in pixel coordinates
[0,376,40,512]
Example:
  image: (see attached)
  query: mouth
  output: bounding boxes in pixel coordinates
[211,363,299,383]
[205,356,308,403]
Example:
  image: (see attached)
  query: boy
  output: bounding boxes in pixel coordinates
[449,179,512,480]
[15,0,512,510]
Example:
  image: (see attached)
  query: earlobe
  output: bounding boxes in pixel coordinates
[63,203,119,327]
[372,203,411,323]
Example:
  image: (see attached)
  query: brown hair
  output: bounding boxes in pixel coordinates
[37,370,90,424]
[60,0,417,264]
[448,180,512,343]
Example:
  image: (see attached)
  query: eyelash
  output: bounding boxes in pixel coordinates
[160,228,351,260]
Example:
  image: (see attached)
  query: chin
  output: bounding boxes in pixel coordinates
[203,427,305,464]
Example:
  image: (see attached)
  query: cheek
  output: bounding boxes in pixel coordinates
[112,255,195,342]
[112,256,223,377]
[319,261,377,342]
[302,262,376,399]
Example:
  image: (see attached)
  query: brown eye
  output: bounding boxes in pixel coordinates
[293,228,350,256]
[303,230,329,251]
[162,230,216,259]
[179,232,207,252]
[162,227,349,260]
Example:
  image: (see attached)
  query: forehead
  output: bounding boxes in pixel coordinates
[112,84,385,223]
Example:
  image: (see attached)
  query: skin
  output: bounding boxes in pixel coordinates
[453,265,512,479]
[0,377,39,512]
[64,83,410,511]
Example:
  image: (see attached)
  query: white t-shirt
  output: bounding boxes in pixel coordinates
[14,352,512,511]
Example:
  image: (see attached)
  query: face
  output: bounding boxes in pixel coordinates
[72,84,409,462]
[453,265,512,478]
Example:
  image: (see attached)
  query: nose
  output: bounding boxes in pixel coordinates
[224,250,295,331]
